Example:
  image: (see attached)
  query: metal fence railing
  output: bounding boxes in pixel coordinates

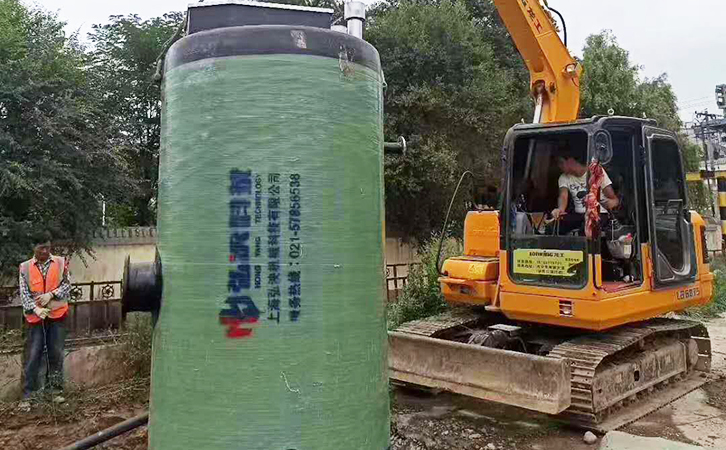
[0,280,121,305]
[386,263,420,302]
[0,261,418,329]
[69,281,122,303]
[0,280,122,334]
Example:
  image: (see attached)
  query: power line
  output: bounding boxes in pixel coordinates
[683,95,711,102]
[680,98,715,107]
[679,101,715,111]
[679,95,712,104]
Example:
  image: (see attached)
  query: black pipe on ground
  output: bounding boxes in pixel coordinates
[58,412,149,450]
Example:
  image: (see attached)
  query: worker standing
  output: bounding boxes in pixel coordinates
[17,235,71,411]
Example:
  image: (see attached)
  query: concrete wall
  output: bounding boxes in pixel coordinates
[0,342,127,401]
[70,227,418,282]
[3,227,419,308]
[68,227,158,282]
[705,221,723,252]
[385,237,419,266]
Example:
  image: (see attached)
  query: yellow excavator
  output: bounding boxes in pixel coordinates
[388,0,714,431]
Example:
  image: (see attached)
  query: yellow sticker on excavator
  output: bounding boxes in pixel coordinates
[513,249,584,277]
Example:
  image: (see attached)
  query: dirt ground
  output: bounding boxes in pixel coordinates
[391,314,726,450]
[2,316,725,450]
[0,378,149,450]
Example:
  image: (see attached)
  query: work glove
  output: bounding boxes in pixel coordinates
[33,307,50,320]
[36,293,53,307]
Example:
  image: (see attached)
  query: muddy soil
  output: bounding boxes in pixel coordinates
[390,387,594,450]
[0,407,148,450]
[0,379,148,450]
[2,316,725,449]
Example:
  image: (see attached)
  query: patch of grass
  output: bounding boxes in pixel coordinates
[686,257,726,318]
[387,237,462,330]
[115,312,153,380]
[0,376,150,429]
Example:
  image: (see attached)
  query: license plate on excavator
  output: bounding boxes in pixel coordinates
[388,331,572,414]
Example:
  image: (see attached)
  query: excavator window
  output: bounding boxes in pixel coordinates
[600,128,642,286]
[509,131,588,235]
[650,138,687,273]
[507,127,644,289]
[507,131,589,289]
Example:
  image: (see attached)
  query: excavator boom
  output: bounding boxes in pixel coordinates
[493,0,582,123]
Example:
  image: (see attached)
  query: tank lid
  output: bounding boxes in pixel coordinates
[166,25,381,74]
[188,0,334,14]
[186,1,334,34]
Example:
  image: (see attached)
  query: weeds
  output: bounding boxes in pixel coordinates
[115,312,153,380]
[686,257,726,318]
[387,237,462,329]
[0,313,153,425]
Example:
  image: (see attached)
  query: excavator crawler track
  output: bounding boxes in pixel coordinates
[548,318,711,431]
[389,315,713,432]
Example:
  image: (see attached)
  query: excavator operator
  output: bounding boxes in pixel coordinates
[551,151,619,235]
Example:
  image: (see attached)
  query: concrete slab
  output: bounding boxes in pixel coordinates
[0,343,126,401]
[599,431,702,449]
[0,353,23,400]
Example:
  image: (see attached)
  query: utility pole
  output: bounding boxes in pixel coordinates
[694,110,719,216]
[717,84,726,113]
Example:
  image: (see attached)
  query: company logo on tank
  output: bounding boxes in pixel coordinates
[218,169,304,339]
[219,169,260,338]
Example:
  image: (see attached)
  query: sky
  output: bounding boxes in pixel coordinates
[32,0,726,123]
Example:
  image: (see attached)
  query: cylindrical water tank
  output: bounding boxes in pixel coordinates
[152,26,388,449]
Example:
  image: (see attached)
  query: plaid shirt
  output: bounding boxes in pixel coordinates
[19,256,72,312]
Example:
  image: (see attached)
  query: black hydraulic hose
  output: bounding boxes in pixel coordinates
[59,412,149,450]
[435,171,474,275]
[546,6,568,47]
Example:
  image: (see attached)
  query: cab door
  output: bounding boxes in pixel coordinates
[643,127,697,287]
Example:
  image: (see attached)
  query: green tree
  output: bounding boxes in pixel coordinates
[0,0,134,276]
[580,31,681,132]
[636,74,681,131]
[367,0,530,241]
[88,12,184,226]
[580,31,641,120]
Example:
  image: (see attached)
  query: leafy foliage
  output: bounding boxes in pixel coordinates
[87,13,184,227]
[684,139,714,215]
[116,312,154,379]
[387,237,461,329]
[686,258,726,318]
[580,31,641,120]
[368,0,530,242]
[0,0,134,276]
[581,31,681,130]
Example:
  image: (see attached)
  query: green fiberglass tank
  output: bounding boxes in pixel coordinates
[152,23,388,450]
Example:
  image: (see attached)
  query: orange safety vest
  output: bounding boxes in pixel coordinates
[20,256,68,324]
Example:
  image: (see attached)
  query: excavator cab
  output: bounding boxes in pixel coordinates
[440,116,713,330]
